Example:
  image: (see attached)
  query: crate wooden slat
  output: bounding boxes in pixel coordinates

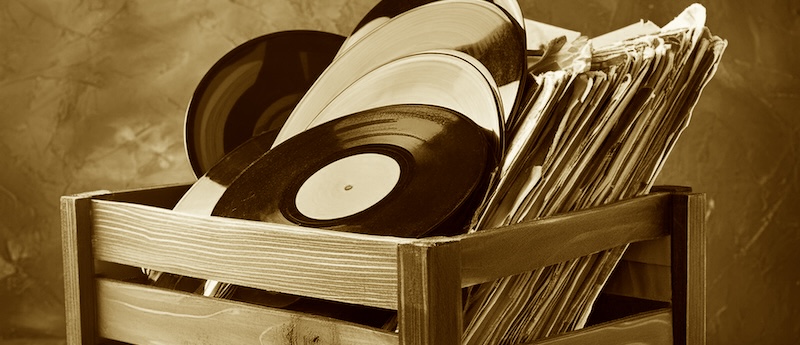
[90,198,409,309]
[528,309,673,345]
[96,278,397,345]
[456,192,672,287]
[61,185,706,344]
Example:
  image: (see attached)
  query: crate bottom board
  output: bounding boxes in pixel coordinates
[93,276,673,345]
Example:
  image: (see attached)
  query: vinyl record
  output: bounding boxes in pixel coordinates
[338,0,432,56]
[150,130,296,302]
[173,130,277,216]
[185,30,345,177]
[214,104,493,238]
[342,0,525,56]
[273,0,527,148]
[351,0,433,35]
[311,49,504,162]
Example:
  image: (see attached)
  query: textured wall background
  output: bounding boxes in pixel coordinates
[0,0,797,344]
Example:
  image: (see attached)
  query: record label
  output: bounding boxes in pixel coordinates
[294,153,402,221]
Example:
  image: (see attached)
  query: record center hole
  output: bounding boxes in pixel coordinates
[344,185,353,191]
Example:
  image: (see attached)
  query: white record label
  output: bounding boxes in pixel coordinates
[295,153,401,220]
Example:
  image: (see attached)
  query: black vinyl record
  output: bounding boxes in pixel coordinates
[185,30,345,177]
[351,0,524,36]
[351,0,433,34]
[308,49,505,164]
[275,0,526,149]
[213,104,493,238]
[172,128,277,216]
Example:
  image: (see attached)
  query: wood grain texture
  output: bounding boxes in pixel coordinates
[671,193,707,345]
[96,278,398,345]
[457,193,672,287]
[397,239,462,345]
[528,309,673,345]
[61,191,112,345]
[90,199,412,310]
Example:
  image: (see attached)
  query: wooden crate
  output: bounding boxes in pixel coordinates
[61,184,705,344]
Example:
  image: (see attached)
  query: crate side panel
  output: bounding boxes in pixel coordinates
[528,309,673,345]
[90,199,406,309]
[94,183,191,209]
[459,193,672,287]
[96,278,398,345]
[601,261,672,302]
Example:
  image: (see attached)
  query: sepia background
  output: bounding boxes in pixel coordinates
[1,0,797,343]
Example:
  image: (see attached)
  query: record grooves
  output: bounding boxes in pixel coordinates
[212,104,493,238]
[185,30,345,176]
[309,49,505,163]
[273,0,527,148]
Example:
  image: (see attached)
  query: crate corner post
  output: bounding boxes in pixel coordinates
[61,191,108,345]
[670,192,707,345]
[397,238,463,345]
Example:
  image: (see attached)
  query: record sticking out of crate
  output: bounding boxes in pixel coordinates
[61,184,705,345]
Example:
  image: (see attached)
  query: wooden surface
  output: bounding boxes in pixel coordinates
[671,193,707,345]
[598,188,690,301]
[62,191,111,345]
[601,260,672,302]
[457,192,672,287]
[397,239,462,345]
[623,235,672,266]
[94,183,190,209]
[90,198,411,310]
[61,186,706,344]
[603,234,673,302]
[96,278,397,345]
[612,236,672,302]
[528,309,673,345]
